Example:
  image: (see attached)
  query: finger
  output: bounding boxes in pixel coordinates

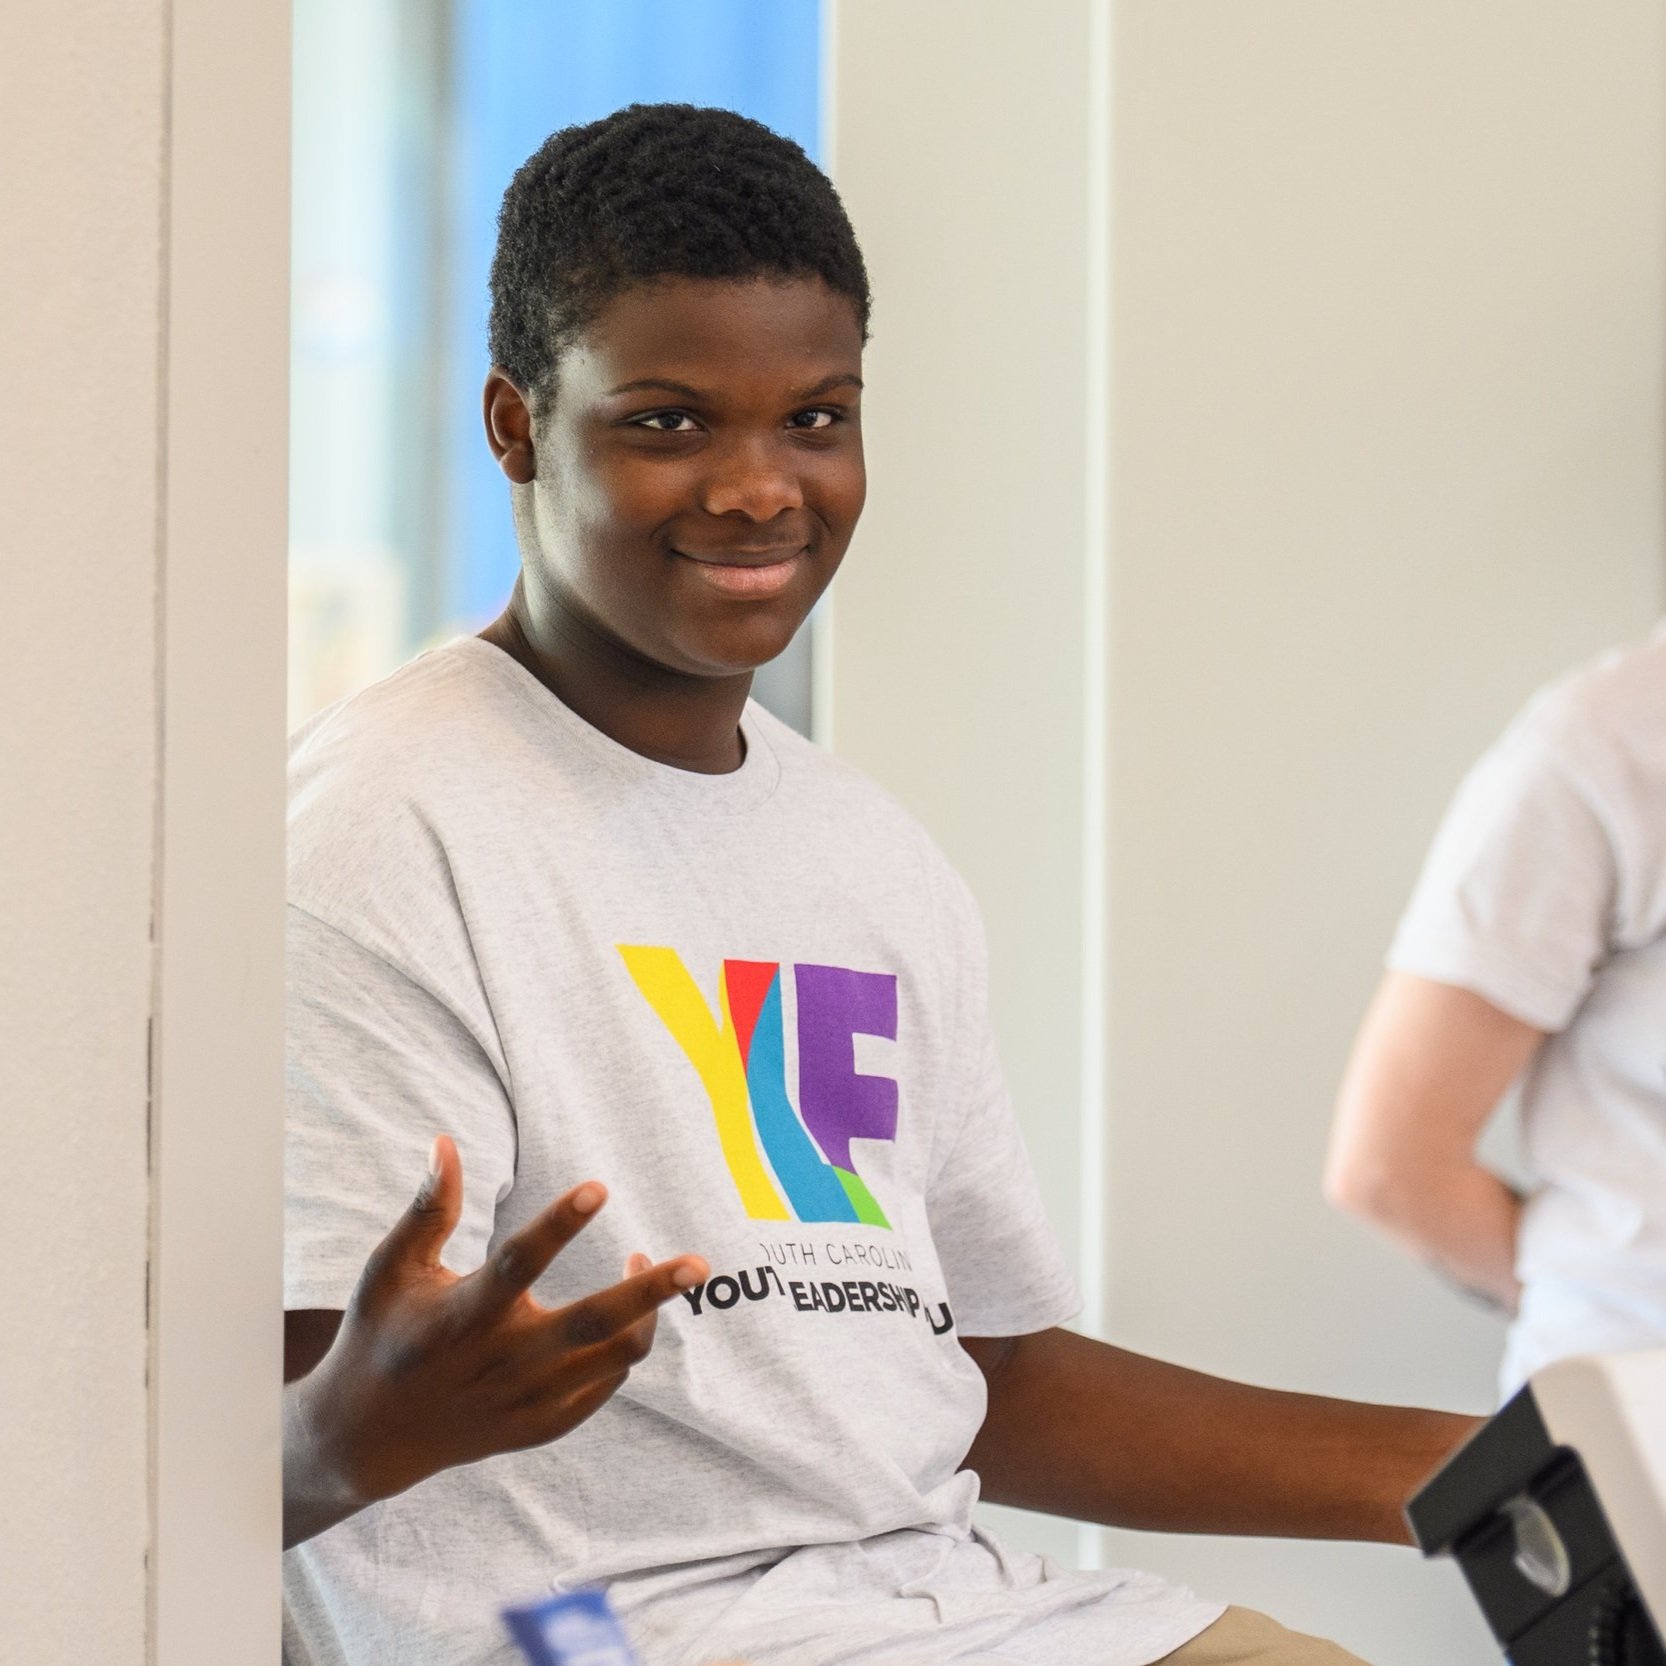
[531,1256,706,1358]
[454,1180,609,1324]
[505,1319,659,1417]
[502,1370,631,1455]
[619,1252,658,1351]
[358,1135,464,1294]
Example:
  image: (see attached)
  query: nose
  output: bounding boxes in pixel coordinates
[700,434,805,522]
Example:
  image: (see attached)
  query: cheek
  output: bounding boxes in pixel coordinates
[821,453,867,535]
[846,461,868,522]
[539,455,671,570]
[571,454,663,534]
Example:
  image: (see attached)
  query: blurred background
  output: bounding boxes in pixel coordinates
[289,4,1666,1663]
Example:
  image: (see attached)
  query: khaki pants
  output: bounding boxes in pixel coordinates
[1154,1606,1373,1665]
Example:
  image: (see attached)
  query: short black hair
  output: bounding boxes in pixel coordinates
[488,103,871,398]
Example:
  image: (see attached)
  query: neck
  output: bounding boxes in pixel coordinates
[479,580,753,775]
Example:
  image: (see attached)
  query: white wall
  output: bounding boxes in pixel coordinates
[830,2,1666,1662]
[1105,6,1664,1661]
[0,4,288,1661]
[0,4,166,1658]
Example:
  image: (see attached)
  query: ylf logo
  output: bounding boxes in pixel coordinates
[619,947,898,1228]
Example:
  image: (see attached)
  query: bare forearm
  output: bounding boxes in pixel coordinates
[1326,972,1542,1314]
[964,1328,1477,1543]
[1352,1164,1523,1313]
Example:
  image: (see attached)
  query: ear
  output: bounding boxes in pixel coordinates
[483,369,537,485]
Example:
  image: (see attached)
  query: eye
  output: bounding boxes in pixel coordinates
[788,408,840,431]
[631,411,699,434]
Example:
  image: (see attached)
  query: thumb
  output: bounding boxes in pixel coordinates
[363,1135,464,1289]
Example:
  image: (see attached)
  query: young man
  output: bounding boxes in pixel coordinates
[283,104,1472,1666]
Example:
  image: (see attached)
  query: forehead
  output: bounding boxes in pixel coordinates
[558,276,865,395]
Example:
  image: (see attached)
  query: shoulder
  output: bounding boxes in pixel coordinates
[747,702,986,935]
[290,638,525,803]
[749,703,955,851]
[287,641,532,937]
[1510,628,1666,784]
[1477,628,1666,941]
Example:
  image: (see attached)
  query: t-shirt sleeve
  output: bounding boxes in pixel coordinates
[924,874,1080,1339]
[286,904,516,1311]
[1387,707,1620,1033]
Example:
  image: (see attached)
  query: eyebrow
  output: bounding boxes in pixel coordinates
[604,372,864,402]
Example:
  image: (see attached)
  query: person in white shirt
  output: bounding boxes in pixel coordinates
[1326,626,1666,1396]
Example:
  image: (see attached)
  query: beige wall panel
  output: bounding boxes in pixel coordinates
[1106,4,1665,1662]
[0,3,288,1659]
[0,3,167,1661]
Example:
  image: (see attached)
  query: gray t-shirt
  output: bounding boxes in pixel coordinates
[1389,626,1666,1396]
[284,638,1218,1666]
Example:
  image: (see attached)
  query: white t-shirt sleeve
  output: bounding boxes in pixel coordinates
[285,904,516,1311]
[927,1028,1082,1338]
[924,873,1080,1338]
[1388,705,1620,1033]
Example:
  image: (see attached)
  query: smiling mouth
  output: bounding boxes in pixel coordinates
[675,544,804,566]
[673,546,807,598]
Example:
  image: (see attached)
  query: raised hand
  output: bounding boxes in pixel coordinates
[284,1136,706,1547]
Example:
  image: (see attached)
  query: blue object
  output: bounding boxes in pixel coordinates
[501,1587,642,1666]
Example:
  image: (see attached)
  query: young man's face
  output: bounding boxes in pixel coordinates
[508,275,866,680]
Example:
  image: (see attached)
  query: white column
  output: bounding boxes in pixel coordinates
[0,3,289,1660]
[0,4,167,1659]
[150,4,289,1661]
[826,0,1111,1567]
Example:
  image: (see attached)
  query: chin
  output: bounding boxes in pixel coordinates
[681,622,804,678]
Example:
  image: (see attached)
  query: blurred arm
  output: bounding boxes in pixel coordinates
[1324,969,1545,1312]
